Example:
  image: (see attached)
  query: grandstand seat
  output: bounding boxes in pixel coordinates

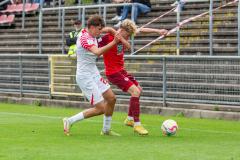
[6,14,15,23]
[0,14,7,24]
[0,14,15,26]
[15,3,24,12]
[23,3,32,11]
[25,3,39,13]
[0,4,17,14]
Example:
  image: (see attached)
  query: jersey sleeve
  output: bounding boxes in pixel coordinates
[79,34,96,50]
[98,34,110,48]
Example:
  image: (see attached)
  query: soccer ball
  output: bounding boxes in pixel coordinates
[161,119,178,136]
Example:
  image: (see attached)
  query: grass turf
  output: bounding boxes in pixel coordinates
[0,103,240,160]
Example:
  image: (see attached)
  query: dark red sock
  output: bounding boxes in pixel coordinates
[128,102,133,117]
[130,97,140,122]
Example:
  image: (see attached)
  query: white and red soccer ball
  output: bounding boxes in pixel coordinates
[161,119,178,136]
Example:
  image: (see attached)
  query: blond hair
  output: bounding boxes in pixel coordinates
[120,19,137,36]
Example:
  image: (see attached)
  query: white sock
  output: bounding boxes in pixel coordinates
[68,112,84,124]
[134,122,141,127]
[127,116,134,121]
[103,115,112,132]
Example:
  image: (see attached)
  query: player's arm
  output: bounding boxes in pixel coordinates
[136,28,168,36]
[101,28,131,50]
[116,33,131,50]
[89,35,119,56]
[101,27,117,35]
[89,42,116,56]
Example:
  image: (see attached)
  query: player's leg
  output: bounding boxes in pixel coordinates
[63,102,105,136]
[101,88,120,136]
[106,71,134,125]
[63,76,105,136]
[102,88,116,117]
[124,70,148,135]
[127,85,148,135]
[96,75,120,136]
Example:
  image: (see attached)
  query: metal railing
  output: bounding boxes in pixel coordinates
[0,54,240,106]
[124,55,240,106]
[0,54,50,97]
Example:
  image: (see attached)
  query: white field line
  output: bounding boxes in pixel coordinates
[0,111,239,135]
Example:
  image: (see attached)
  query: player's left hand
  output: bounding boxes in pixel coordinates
[114,32,122,43]
[159,29,168,36]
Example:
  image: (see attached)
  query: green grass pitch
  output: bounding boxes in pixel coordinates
[0,103,240,160]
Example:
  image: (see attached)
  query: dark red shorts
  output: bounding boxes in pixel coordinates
[106,70,139,92]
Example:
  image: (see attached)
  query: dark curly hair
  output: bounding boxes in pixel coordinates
[87,15,105,28]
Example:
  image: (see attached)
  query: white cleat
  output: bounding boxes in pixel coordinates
[63,117,71,136]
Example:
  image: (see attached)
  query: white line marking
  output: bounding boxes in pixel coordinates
[0,111,239,135]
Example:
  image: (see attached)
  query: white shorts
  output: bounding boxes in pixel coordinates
[76,74,110,105]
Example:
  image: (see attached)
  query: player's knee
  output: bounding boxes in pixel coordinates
[131,88,141,97]
[107,94,116,104]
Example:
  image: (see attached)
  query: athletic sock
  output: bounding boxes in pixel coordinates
[127,116,134,121]
[130,97,140,123]
[68,112,84,124]
[134,122,141,127]
[128,100,133,117]
[103,115,112,132]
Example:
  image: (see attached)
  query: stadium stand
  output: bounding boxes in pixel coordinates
[0,4,17,14]
[0,0,240,120]
[0,3,39,14]
[0,0,238,55]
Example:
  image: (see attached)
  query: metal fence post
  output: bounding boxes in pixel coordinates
[19,54,23,97]
[53,0,55,7]
[58,0,61,28]
[38,7,43,54]
[82,7,85,28]
[103,6,107,25]
[162,57,167,107]
[238,0,240,56]
[21,0,26,29]
[176,1,180,55]
[48,57,52,99]
[98,0,102,16]
[131,3,135,53]
[61,9,65,54]
[78,0,81,20]
[209,0,213,56]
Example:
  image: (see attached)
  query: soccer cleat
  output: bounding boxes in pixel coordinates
[124,118,134,127]
[133,125,149,136]
[63,117,71,136]
[100,130,121,136]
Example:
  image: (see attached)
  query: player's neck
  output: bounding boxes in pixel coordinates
[86,28,95,38]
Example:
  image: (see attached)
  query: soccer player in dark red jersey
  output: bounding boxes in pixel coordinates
[98,19,167,135]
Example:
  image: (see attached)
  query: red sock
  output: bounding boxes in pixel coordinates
[128,102,133,117]
[130,97,140,122]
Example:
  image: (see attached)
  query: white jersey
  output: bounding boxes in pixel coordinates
[75,28,110,105]
[76,28,99,76]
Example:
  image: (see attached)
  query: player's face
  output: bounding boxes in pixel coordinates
[119,29,131,39]
[90,25,103,37]
[74,24,81,31]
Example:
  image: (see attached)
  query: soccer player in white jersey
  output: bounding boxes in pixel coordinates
[63,15,121,136]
